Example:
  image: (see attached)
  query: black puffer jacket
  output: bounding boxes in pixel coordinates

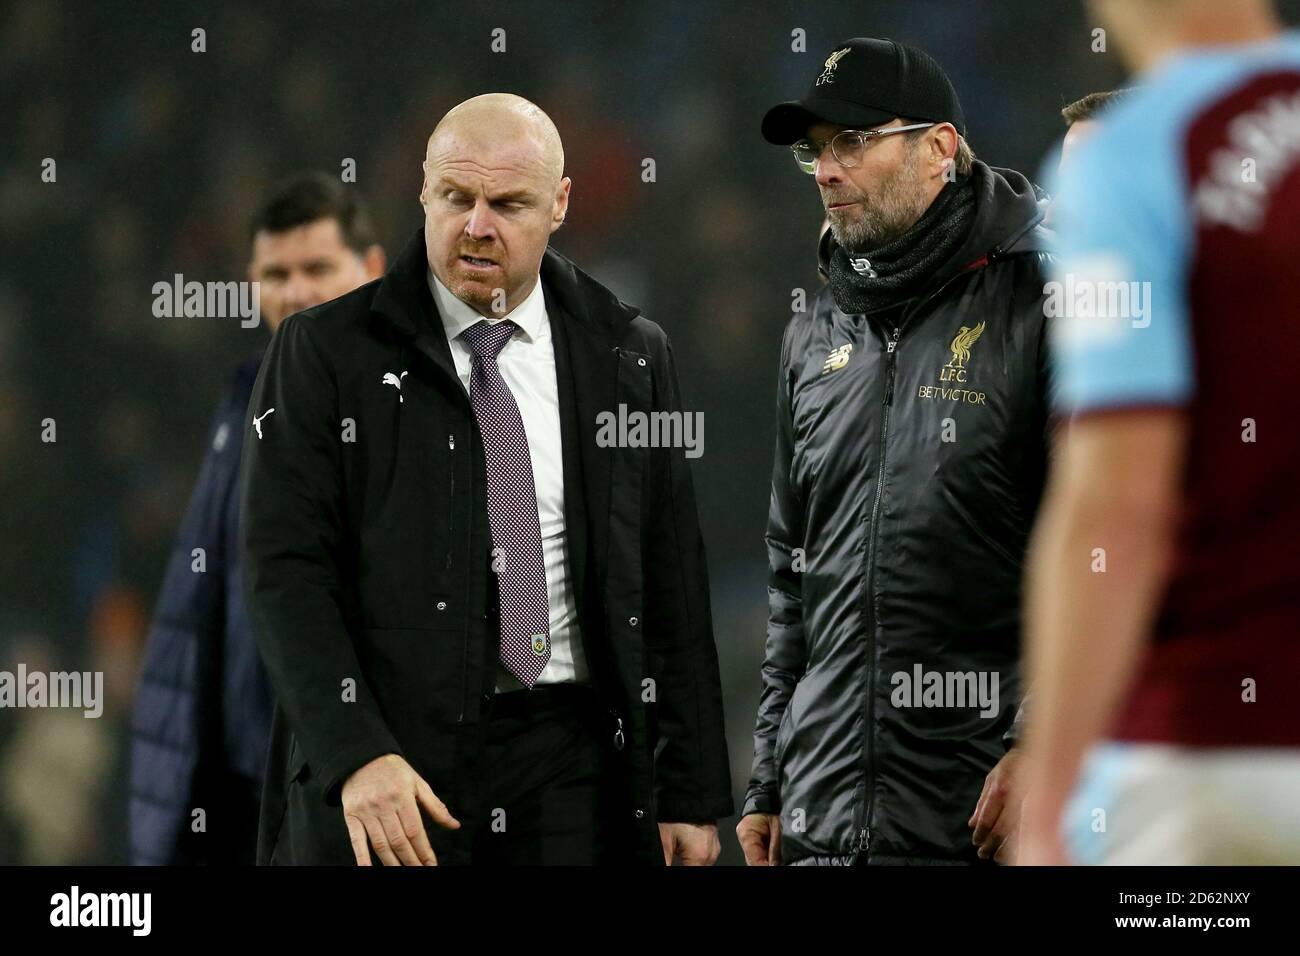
[130,353,272,865]
[743,162,1052,865]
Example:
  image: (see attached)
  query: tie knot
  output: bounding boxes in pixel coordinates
[460,319,519,360]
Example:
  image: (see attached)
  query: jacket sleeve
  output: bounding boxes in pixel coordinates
[742,322,808,817]
[642,334,735,824]
[239,313,402,806]
[1002,693,1030,750]
[128,385,240,864]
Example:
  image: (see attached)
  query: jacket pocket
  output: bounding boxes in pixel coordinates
[355,626,466,727]
[612,347,654,453]
[941,486,1021,569]
[357,409,455,629]
[614,348,653,409]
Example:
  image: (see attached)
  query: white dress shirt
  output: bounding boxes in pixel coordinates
[428,269,588,692]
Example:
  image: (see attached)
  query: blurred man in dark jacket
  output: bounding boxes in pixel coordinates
[129,174,385,864]
[738,38,1051,866]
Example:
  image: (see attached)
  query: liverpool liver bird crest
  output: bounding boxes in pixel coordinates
[946,321,986,369]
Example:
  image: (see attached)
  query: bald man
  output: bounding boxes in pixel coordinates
[241,94,733,865]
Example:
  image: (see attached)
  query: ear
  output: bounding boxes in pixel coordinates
[419,162,431,205]
[247,232,263,284]
[928,123,958,180]
[362,244,387,279]
[550,177,571,234]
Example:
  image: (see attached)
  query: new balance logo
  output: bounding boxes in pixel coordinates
[822,343,853,374]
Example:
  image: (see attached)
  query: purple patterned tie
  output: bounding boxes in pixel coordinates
[460,319,551,686]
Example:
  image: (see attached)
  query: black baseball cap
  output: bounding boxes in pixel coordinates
[761,37,966,145]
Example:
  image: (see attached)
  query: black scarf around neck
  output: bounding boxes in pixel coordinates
[827,176,976,315]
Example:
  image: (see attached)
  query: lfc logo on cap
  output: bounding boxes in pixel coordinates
[816,48,850,86]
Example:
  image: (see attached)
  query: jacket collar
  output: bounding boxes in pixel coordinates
[815,160,1048,288]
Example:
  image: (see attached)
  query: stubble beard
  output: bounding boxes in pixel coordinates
[827,150,929,254]
[450,276,496,314]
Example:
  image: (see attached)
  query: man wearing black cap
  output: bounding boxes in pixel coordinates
[738,38,1052,866]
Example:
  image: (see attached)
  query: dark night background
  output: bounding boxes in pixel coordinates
[2,0,1294,864]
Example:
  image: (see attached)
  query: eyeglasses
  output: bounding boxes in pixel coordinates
[790,122,936,173]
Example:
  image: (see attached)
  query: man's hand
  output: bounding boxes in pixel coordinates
[968,749,1023,864]
[341,753,460,866]
[658,822,720,866]
[736,813,780,866]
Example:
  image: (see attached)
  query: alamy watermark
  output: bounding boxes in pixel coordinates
[152,274,260,328]
[595,403,704,459]
[50,886,150,936]
[1043,272,1151,328]
[0,664,103,717]
[890,665,1000,718]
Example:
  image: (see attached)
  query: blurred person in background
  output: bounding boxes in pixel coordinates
[129,173,385,865]
[739,38,1052,866]
[0,634,109,865]
[1019,0,1300,865]
[1058,89,1132,168]
[242,94,732,866]
[1004,85,1129,753]
[1043,88,1131,227]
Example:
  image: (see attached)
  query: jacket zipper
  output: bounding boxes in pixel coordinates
[446,433,455,570]
[851,324,898,863]
[849,260,985,863]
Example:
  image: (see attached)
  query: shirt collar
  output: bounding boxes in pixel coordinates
[428,268,547,343]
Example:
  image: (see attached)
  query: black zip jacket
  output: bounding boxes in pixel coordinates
[743,161,1052,864]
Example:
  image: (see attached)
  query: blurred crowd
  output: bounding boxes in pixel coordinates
[0,0,1127,863]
